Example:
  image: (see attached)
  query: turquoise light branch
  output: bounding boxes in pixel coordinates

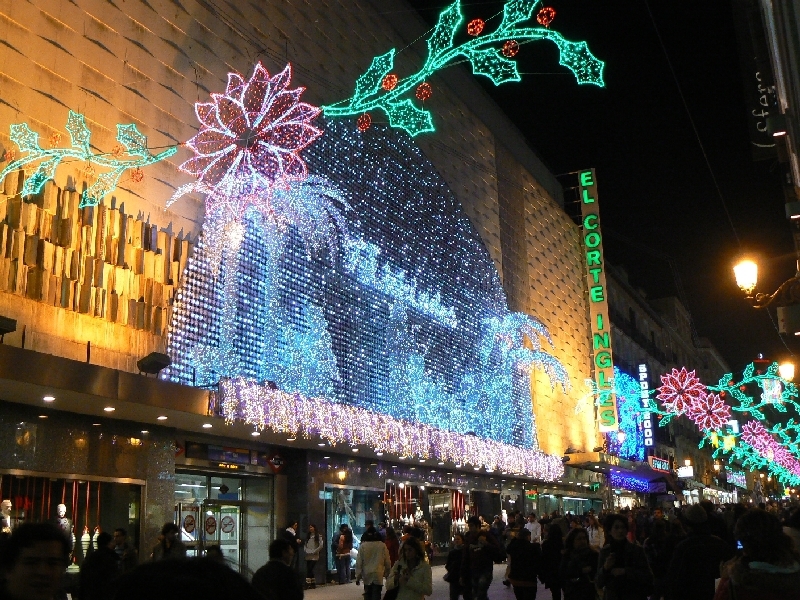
[0,110,177,208]
[323,0,605,137]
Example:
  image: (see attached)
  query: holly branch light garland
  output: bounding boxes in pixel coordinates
[218,377,565,479]
[323,0,604,136]
[0,111,176,207]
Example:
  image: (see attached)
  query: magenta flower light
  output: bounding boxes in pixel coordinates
[741,420,800,477]
[685,392,730,431]
[656,367,705,415]
[169,63,322,219]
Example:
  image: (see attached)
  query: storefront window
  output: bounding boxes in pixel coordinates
[325,485,383,572]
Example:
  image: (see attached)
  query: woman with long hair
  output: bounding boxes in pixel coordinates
[336,523,354,584]
[304,523,323,589]
[596,514,653,600]
[585,514,604,551]
[540,524,564,600]
[384,526,400,566]
[385,537,433,600]
[714,509,800,600]
[559,528,598,600]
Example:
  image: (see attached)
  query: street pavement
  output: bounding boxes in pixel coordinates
[305,563,550,600]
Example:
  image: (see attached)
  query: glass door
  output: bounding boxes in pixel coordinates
[203,501,241,570]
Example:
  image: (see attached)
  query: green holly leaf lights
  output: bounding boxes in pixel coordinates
[0,110,176,207]
[323,0,605,137]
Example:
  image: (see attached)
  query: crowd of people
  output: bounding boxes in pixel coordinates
[2,501,800,599]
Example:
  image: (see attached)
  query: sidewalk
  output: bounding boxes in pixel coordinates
[305,563,549,600]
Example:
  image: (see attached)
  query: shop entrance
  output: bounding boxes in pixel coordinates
[174,472,273,577]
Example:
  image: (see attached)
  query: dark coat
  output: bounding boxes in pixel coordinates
[559,547,598,600]
[540,538,563,588]
[445,545,464,580]
[665,533,735,600]
[595,540,653,600]
[462,530,505,573]
[252,559,304,600]
[714,557,800,600]
[79,546,120,600]
[507,538,540,586]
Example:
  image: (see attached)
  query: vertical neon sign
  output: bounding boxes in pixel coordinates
[579,169,618,432]
[639,363,653,447]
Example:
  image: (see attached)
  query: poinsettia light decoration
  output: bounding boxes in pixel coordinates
[169,63,323,222]
[656,367,705,415]
[685,392,730,431]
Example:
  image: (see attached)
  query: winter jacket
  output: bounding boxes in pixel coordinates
[461,530,505,573]
[595,539,653,600]
[507,538,540,586]
[586,526,604,550]
[304,535,324,561]
[665,533,735,600]
[385,558,433,600]
[445,545,464,581]
[539,538,563,589]
[356,540,392,586]
[559,547,598,600]
[713,557,800,600]
[337,532,353,557]
[252,559,304,600]
[385,537,400,565]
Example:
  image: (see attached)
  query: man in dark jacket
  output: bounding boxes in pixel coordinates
[665,504,735,600]
[461,516,505,600]
[252,538,304,600]
[79,531,119,600]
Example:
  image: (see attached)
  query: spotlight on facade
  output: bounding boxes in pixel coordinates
[137,352,171,376]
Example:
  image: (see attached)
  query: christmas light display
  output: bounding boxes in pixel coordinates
[609,473,650,493]
[415,83,433,101]
[357,114,372,132]
[167,119,569,451]
[536,6,556,28]
[685,392,731,431]
[502,40,520,58]
[218,378,565,480]
[655,367,705,418]
[605,368,646,461]
[0,111,176,207]
[322,0,605,136]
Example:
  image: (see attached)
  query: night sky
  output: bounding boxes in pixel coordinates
[405,0,794,371]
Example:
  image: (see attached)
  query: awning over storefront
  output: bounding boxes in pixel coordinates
[564,452,680,493]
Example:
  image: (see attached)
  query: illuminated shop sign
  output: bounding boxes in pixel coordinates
[579,169,617,431]
[677,465,694,478]
[648,456,670,472]
[639,364,653,447]
[727,470,747,489]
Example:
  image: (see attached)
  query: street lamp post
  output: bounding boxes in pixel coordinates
[734,258,800,307]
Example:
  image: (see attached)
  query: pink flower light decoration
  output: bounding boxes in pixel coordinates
[170,63,322,217]
[685,392,730,430]
[657,367,705,414]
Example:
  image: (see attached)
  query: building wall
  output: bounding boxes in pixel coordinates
[0,0,598,454]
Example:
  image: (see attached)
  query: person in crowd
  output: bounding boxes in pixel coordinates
[461,515,505,600]
[550,512,568,538]
[378,522,388,541]
[151,522,186,561]
[283,521,303,571]
[335,523,354,584]
[303,523,323,589]
[596,513,653,600]
[112,528,137,573]
[585,514,604,551]
[445,532,465,600]
[252,538,304,600]
[356,526,392,600]
[385,537,432,600]
[205,545,226,566]
[540,524,564,600]
[385,526,400,566]
[525,513,542,544]
[111,558,264,600]
[559,527,598,600]
[714,508,800,600]
[506,527,540,600]
[0,522,70,600]
[643,519,674,600]
[80,531,119,600]
[665,504,734,600]
[490,515,506,544]
[699,501,731,546]
[783,507,800,553]
[478,515,490,530]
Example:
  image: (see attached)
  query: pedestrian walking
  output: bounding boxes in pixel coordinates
[445,533,466,600]
[714,508,800,600]
[151,522,186,561]
[356,527,392,600]
[79,531,119,600]
[585,515,604,552]
[596,514,653,600]
[525,514,542,544]
[643,519,674,600]
[385,526,400,565]
[461,515,505,600]
[506,527,541,600]
[304,524,323,588]
[540,525,564,600]
[112,528,138,573]
[335,523,354,584]
[385,537,433,600]
[559,528,597,600]
[0,522,70,600]
[252,538,304,600]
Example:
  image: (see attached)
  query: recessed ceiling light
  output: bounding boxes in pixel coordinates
[92,423,101,427]
[323,456,331,459]
[251,431,261,436]
[351,448,359,452]
[103,407,115,412]
[38,415,47,419]
[140,430,149,434]
[202,423,212,428]
[43,395,55,403]
[376,452,384,456]
[157,416,168,421]
[317,443,326,447]
[438,462,444,465]
[473,467,480,471]
[287,438,296,442]
[419,459,426,463]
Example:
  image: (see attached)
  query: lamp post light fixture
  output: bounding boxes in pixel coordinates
[779,362,795,381]
[734,258,800,308]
